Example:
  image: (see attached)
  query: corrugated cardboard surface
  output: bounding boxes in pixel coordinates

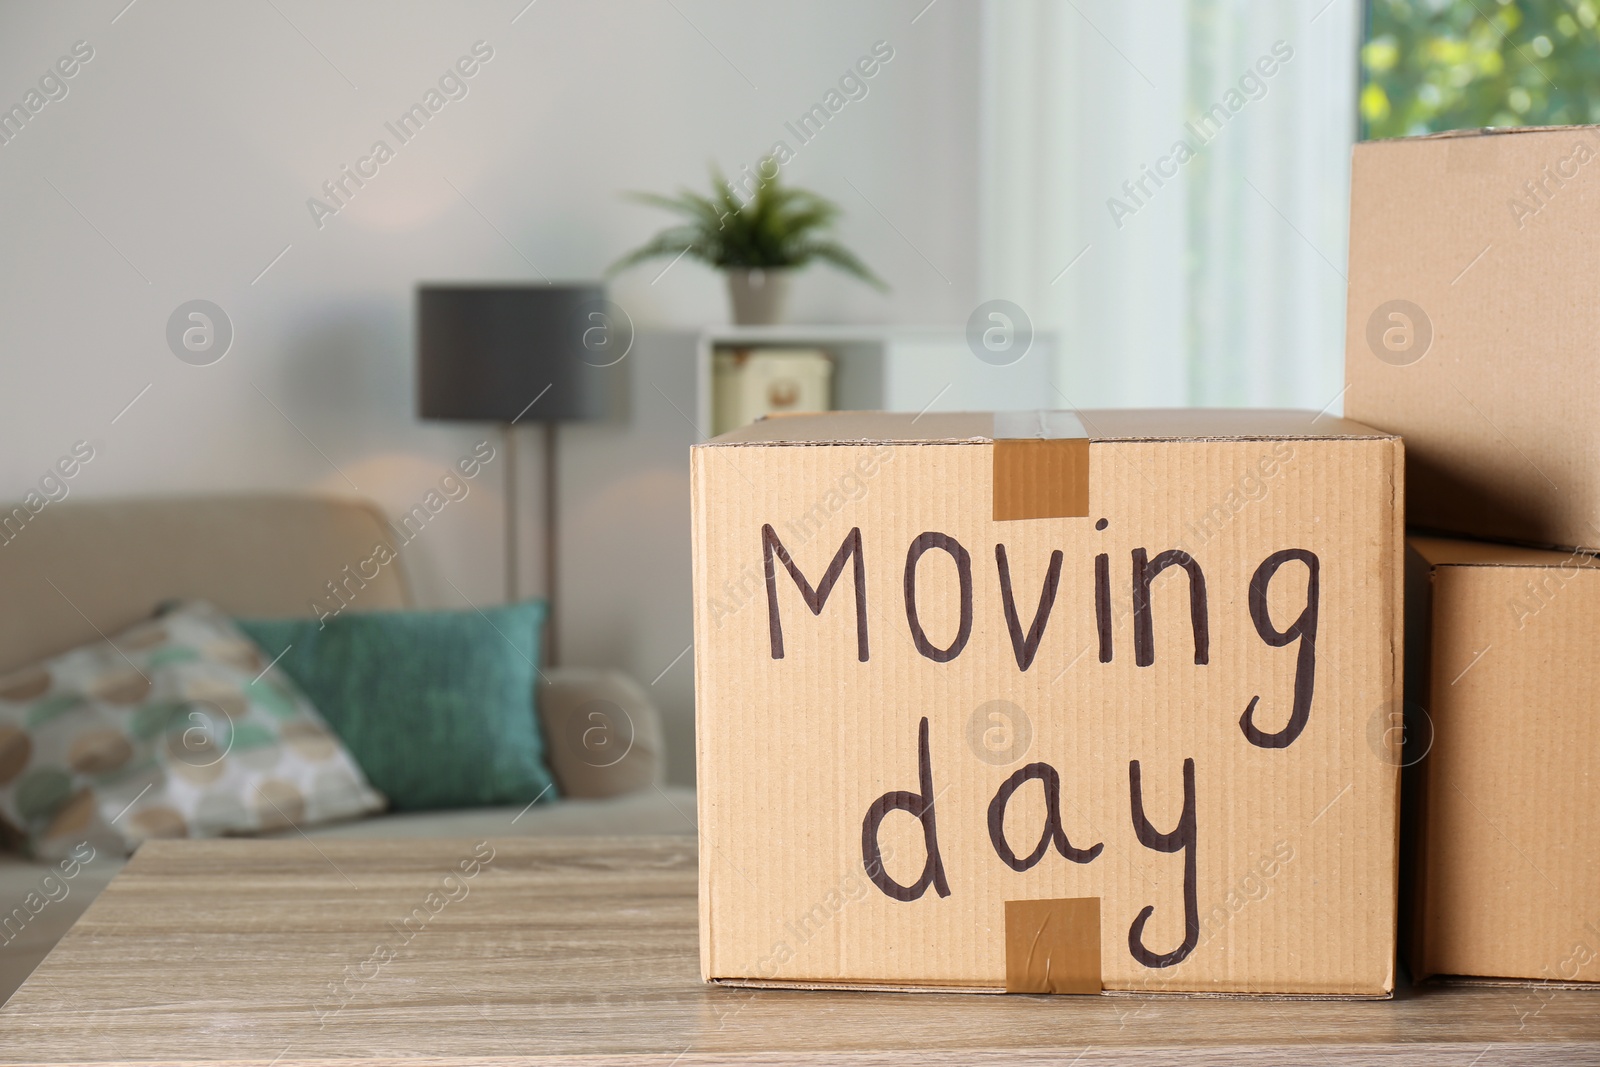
[692,411,1404,995]
[1407,537,1600,984]
[1345,125,1600,551]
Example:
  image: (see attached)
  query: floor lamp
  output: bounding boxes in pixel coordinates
[416,284,611,665]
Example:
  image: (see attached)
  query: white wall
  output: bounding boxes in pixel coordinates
[0,1,982,783]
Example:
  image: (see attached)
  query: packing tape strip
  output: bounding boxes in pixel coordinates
[992,411,1091,522]
[1004,897,1102,995]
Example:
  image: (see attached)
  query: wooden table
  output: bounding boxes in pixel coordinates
[0,837,1596,1065]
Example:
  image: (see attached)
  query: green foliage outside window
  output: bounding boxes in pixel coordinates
[1362,0,1600,138]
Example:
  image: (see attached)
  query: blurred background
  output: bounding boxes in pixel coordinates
[0,0,1582,784]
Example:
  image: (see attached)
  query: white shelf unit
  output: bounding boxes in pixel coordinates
[694,325,1059,436]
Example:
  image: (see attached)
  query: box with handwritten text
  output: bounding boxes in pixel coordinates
[691,410,1403,995]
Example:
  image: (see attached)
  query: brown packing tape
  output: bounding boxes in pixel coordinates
[992,438,1091,521]
[1004,897,1102,995]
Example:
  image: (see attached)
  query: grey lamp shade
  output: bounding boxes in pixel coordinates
[417,284,612,422]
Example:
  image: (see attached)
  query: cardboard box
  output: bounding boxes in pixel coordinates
[691,410,1404,995]
[1405,537,1600,985]
[1345,125,1600,551]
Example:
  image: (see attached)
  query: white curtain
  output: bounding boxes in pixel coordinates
[980,0,1362,411]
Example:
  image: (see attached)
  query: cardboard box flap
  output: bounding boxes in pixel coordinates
[1410,537,1600,570]
[1370,123,1600,142]
[704,409,1395,447]
[1071,409,1391,442]
[707,410,993,445]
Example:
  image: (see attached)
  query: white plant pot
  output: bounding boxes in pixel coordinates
[726,269,793,326]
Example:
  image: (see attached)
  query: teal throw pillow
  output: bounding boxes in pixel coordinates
[237,601,556,811]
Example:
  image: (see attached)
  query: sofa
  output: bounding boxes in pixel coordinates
[0,493,694,1003]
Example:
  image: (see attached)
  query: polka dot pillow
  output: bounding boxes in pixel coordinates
[0,600,385,860]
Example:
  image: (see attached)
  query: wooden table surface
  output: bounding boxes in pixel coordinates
[0,836,1595,1065]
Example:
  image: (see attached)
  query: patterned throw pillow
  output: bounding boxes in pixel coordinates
[0,601,385,860]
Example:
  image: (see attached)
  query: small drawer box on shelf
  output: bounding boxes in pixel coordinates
[711,346,833,437]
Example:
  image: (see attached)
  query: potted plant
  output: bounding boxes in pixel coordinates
[608,162,886,325]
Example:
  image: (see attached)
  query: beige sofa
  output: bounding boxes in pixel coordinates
[0,494,694,1003]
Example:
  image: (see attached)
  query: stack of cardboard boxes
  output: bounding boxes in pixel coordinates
[1347,125,1600,988]
[688,124,1600,998]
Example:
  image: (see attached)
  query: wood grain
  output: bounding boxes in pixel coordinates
[0,836,1595,1065]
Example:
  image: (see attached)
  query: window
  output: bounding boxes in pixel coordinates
[1361,0,1600,138]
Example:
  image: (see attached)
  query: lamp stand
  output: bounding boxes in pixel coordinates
[502,421,560,667]
[503,422,519,604]
[543,419,559,666]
